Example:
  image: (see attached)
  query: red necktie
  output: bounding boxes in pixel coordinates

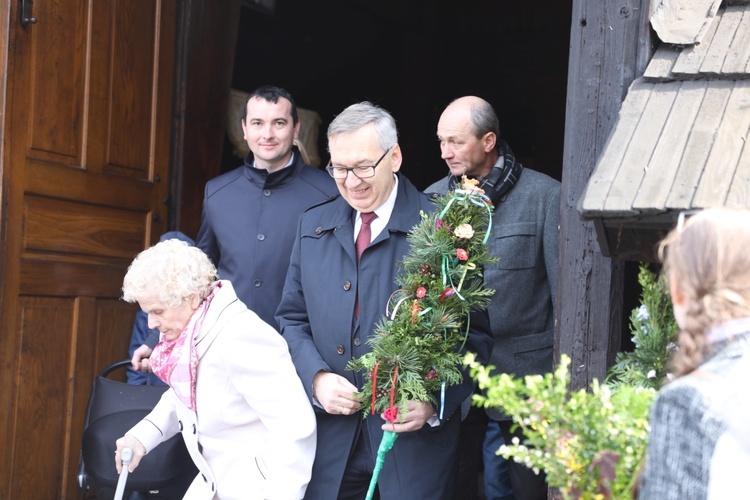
[355,212,377,316]
[356,212,377,262]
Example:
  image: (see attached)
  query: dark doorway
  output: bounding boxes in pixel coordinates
[223,0,571,189]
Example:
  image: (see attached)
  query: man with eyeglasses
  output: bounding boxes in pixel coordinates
[426,96,560,500]
[130,86,336,372]
[277,101,493,499]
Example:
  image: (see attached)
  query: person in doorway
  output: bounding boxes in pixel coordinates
[116,239,316,499]
[130,85,337,373]
[638,208,750,499]
[425,96,560,500]
[276,101,493,499]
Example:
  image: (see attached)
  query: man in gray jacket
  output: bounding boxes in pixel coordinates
[425,96,560,500]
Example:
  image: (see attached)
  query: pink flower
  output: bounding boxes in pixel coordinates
[426,369,438,380]
[456,248,469,261]
[436,219,451,231]
[383,406,398,423]
[416,286,427,298]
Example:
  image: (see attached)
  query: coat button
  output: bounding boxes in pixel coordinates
[178,420,183,431]
[336,345,345,355]
[263,189,271,196]
[353,338,361,346]
[254,279,262,287]
[343,281,351,291]
[315,227,323,234]
[257,234,265,241]
[192,423,197,434]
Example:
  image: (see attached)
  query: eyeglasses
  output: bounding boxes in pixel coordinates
[676,209,701,232]
[326,147,391,180]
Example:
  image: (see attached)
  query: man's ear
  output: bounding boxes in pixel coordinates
[389,144,403,173]
[482,132,497,153]
[294,120,301,140]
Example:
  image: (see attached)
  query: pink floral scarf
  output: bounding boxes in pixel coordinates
[150,285,217,410]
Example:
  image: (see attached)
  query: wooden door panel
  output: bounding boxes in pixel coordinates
[20,258,137,298]
[24,195,146,258]
[26,0,86,164]
[25,160,156,210]
[13,297,77,500]
[105,0,157,173]
[11,296,134,499]
[93,299,141,374]
[1,0,177,497]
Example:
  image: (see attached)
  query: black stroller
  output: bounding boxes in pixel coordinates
[78,360,196,499]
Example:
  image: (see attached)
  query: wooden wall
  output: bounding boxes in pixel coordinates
[558,0,653,389]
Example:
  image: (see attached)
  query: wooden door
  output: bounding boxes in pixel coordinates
[0,1,176,498]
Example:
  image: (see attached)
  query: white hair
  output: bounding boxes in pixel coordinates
[122,239,217,308]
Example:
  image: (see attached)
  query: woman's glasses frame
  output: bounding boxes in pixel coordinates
[676,209,702,232]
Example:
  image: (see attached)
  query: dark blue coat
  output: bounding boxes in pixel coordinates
[126,310,166,386]
[196,149,337,329]
[277,173,493,499]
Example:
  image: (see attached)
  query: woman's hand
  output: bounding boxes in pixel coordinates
[115,435,147,473]
[131,344,154,372]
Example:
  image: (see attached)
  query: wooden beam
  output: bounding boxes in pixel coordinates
[558,0,652,390]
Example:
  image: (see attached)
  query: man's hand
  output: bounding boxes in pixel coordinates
[131,344,154,372]
[380,400,435,433]
[115,434,147,473]
[312,371,362,416]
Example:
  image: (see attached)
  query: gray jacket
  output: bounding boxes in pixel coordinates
[639,333,750,500]
[426,165,560,420]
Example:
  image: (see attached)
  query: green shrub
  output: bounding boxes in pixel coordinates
[467,354,655,499]
[467,264,678,499]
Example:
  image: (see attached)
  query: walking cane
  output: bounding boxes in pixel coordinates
[114,448,133,500]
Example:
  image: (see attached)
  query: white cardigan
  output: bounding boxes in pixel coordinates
[128,281,316,499]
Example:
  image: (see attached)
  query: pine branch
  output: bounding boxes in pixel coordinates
[346,181,496,417]
[606,264,679,389]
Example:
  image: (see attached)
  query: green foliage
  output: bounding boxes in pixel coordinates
[468,353,656,500]
[347,186,496,416]
[466,263,678,498]
[606,264,679,390]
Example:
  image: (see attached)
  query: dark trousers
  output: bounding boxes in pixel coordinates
[454,404,488,499]
[498,420,548,500]
[338,427,380,500]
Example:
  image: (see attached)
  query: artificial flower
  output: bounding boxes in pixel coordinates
[383,407,398,423]
[439,287,456,302]
[454,224,475,239]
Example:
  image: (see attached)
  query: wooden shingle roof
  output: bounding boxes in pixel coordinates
[578,1,750,258]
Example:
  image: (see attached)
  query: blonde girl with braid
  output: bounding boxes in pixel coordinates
[638,208,750,499]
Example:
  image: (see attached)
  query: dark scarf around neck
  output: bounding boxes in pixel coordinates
[448,139,523,206]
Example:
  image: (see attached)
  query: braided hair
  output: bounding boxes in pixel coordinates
[658,208,750,377]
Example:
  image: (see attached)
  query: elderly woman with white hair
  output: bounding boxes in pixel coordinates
[115,239,316,499]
